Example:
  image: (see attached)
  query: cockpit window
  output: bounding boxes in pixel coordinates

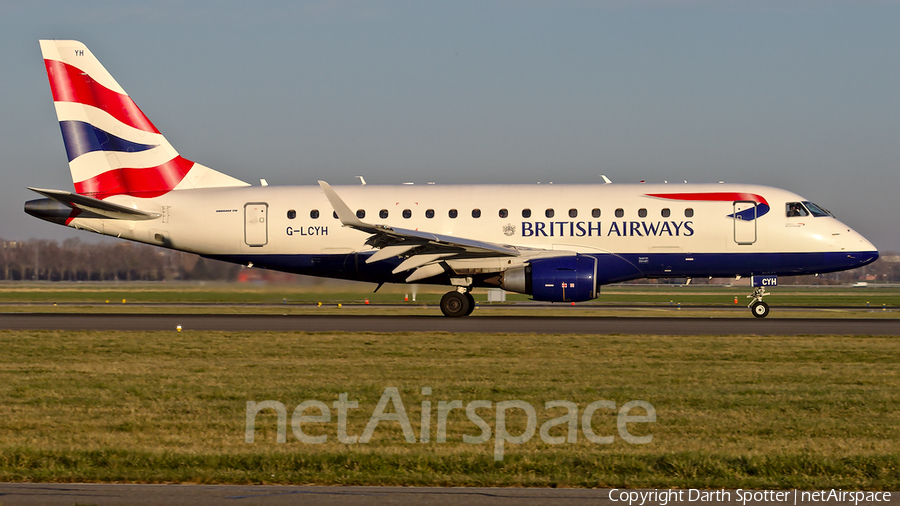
[803,201,832,217]
[786,202,809,217]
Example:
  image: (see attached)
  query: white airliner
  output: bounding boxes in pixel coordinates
[26,40,879,317]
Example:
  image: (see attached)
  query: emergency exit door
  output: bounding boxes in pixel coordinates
[733,201,757,245]
[244,203,268,247]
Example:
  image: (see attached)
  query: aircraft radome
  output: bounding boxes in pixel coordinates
[26,40,879,317]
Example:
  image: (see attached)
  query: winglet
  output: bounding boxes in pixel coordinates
[318,180,368,229]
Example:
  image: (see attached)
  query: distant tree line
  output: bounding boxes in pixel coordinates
[0,238,897,283]
[0,238,240,282]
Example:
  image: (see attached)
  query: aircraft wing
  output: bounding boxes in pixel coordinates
[28,188,161,221]
[319,181,524,281]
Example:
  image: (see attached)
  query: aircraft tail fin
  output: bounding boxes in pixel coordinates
[40,40,249,200]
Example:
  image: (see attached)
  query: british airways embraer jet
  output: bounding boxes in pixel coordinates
[26,40,879,317]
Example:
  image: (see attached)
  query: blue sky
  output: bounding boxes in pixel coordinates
[2,1,898,250]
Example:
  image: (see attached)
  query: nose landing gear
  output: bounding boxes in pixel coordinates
[747,285,770,318]
[440,289,476,317]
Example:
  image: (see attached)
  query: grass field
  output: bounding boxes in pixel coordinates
[0,283,898,320]
[0,281,899,306]
[0,329,897,488]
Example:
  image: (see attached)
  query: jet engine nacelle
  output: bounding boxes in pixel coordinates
[500,255,598,302]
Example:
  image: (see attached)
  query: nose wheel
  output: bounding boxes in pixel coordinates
[750,300,770,318]
[747,286,771,318]
[440,290,476,317]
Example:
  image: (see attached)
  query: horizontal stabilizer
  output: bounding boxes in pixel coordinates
[28,187,160,221]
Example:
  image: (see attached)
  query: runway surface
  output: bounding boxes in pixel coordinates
[0,483,892,506]
[0,313,897,335]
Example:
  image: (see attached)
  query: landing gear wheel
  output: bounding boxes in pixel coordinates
[464,292,476,316]
[747,285,772,319]
[751,301,770,318]
[440,291,471,317]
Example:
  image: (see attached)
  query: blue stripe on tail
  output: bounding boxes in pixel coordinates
[59,120,157,162]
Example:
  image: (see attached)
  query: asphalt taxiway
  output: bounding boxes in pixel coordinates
[0,483,892,506]
[0,484,612,506]
[0,313,896,335]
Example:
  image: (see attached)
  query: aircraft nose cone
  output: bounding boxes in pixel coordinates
[861,249,879,264]
[854,234,879,267]
[837,223,879,268]
[859,236,878,256]
[840,223,877,253]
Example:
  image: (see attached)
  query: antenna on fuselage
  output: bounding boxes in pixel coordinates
[600,175,612,184]
[356,176,367,185]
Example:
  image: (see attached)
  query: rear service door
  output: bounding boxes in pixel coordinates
[244,203,268,247]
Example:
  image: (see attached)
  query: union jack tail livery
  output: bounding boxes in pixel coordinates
[40,40,248,200]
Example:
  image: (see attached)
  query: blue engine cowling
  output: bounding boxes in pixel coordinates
[500,255,598,302]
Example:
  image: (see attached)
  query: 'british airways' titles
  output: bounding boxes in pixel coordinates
[521,221,694,238]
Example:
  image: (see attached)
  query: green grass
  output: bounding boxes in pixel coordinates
[0,283,897,320]
[0,305,897,319]
[0,282,898,306]
[0,330,897,488]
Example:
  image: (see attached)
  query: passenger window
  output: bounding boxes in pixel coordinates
[685,208,694,218]
[425,209,435,219]
[638,208,647,218]
[499,208,508,218]
[591,208,600,218]
[615,208,624,218]
[379,209,388,219]
[661,208,670,218]
[287,210,296,220]
[449,209,458,219]
[545,209,555,218]
[786,202,809,217]
[310,210,319,219]
[403,209,412,219]
[472,209,481,218]
[522,209,532,218]
[356,210,365,219]
[569,209,577,218]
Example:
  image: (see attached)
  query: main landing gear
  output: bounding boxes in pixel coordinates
[440,289,475,317]
[747,286,770,318]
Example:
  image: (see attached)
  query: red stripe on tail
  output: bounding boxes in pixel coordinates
[74,156,194,199]
[44,59,160,134]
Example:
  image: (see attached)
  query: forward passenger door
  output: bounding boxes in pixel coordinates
[733,201,757,245]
